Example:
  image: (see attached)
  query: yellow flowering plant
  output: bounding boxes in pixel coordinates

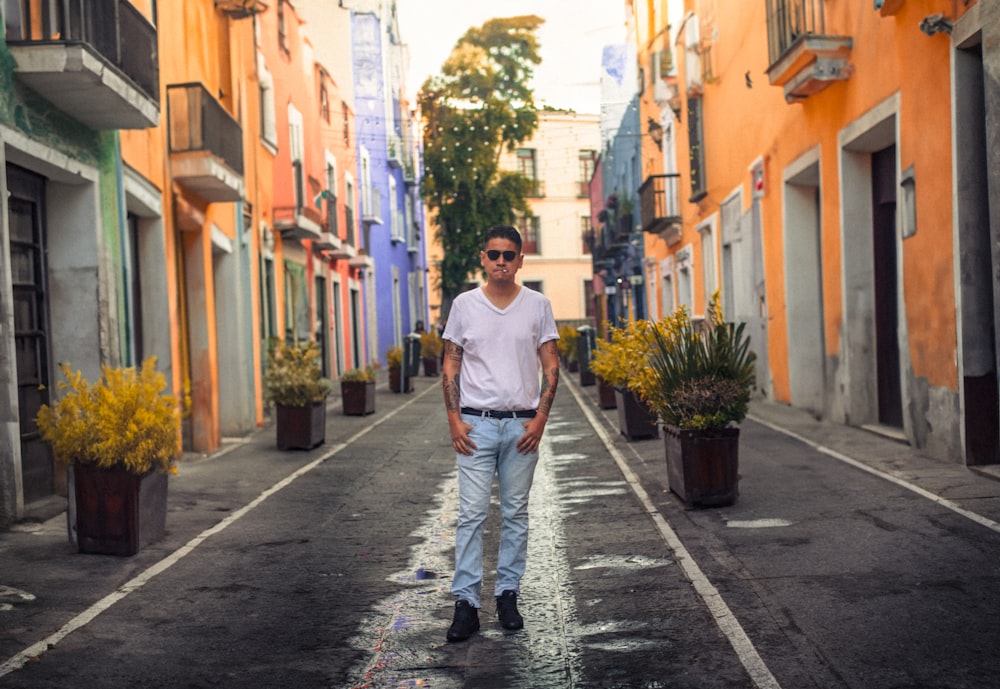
[36,357,181,475]
[265,340,333,407]
[419,330,443,358]
[557,324,579,363]
[340,364,378,382]
[644,293,755,430]
[589,319,655,390]
[386,345,403,369]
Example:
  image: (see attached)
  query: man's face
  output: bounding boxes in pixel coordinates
[480,238,523,284]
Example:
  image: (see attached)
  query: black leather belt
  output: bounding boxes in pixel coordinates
[461,407,537,419]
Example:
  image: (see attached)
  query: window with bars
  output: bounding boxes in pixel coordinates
[519,215,540,254]
[517,148,542,196]
[688,96,707,202]
[278,0,288,52]
[578,150,596,197]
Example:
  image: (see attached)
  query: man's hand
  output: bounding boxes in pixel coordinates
[516,415,546,454]
[450,418,477,456]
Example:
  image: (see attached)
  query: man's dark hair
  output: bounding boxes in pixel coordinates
[483,225,522,251]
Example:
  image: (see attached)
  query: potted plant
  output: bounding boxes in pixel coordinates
[642,294,755,508]
[386,345,405,393]
[35,357,180,556]
[341,365,377,415]
[557,324,579,372]
[420,330,442,377]
[265,340,333,451]
[589,320,658,440]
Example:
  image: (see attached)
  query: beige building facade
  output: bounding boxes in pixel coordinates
[500,110,600,322]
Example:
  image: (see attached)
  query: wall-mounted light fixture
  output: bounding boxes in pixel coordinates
[919,13,953,36]
[900,166,917,239]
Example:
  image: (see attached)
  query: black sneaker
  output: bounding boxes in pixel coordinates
[496,590,524,630]
[446,600,480,642]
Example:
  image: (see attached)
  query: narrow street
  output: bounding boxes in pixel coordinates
[2,373,999,688]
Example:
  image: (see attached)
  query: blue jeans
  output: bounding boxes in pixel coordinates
[452,413,540,608]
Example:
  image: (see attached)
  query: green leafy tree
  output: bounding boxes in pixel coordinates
[418,15,544,316]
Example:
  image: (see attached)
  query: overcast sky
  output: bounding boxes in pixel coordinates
[396,0,626,114]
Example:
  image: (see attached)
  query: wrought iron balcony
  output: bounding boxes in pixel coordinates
[639,173,682,245]
[765,0,852,102]
[4,0,159,129]
[526,179,545,198]
[168,83,244,203]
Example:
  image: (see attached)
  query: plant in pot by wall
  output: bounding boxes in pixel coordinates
[341,364,377,415]
[265,340,333,451]
[643,293,755,508]
[419,330,442,376]
[557,324,579,372]
[588,320,658,440]
[386,345,405,393]
[36,357,181,556]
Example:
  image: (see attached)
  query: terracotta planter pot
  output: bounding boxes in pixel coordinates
[614,387,658,440]
[342,380,376,415]
[422,355,440,377]
[276,401,326,450]
[597,378,617,409]
[73,463,168,556]
[664,425,740,508]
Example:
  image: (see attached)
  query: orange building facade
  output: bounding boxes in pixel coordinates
[628,0,999,465]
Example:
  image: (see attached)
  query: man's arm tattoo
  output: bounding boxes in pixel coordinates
[445,340,463,362]
[537,341,559,416]
[442,342,463,413]
[443,373,461,413]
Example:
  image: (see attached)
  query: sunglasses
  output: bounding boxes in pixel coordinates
[485,250,518,262]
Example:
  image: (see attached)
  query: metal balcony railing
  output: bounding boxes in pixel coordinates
[4,0,158,102]
[638,173,682,234]
[766,0,826,66]
[167,83,244,176]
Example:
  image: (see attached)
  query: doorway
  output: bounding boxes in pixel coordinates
[955,32,999,464]
[7,164,54,502]
[871,145,903,428]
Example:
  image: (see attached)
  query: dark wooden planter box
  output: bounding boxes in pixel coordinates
[597,378,617,409]
[342,380,376,415]
[579,363,596,386]
[664,425,740,508]
[389,366,414,393]
[73,463,168,556]
[614,387,658,440]
[276,401,326,450]
[567,359,580,373]
[422,356,440,377]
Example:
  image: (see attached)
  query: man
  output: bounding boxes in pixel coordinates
[441,225,560,642]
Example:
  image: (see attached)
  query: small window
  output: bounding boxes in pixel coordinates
[519,215,540,254]
[319,79,330,122]
[578,150,596,197]
[278,0,289,52]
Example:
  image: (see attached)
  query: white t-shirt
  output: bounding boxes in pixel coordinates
[442,285,559,411]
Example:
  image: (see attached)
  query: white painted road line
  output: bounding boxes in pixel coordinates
[749,415,1000,535]
[566,380,783,689]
